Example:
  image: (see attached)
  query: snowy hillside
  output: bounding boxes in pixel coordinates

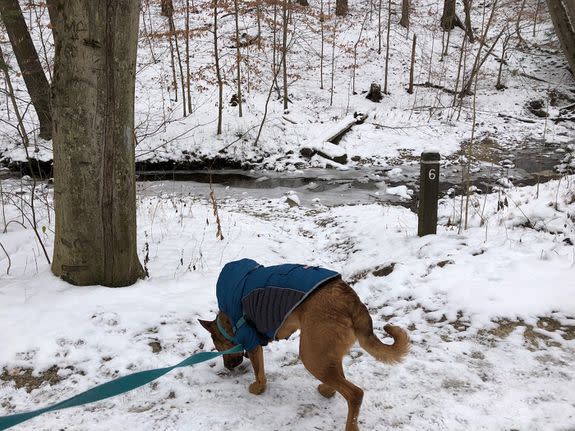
[1,0,574,170]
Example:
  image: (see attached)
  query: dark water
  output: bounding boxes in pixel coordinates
[136,140,572,209]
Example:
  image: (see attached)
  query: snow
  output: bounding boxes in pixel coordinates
[1,0,574,170]
[1,176,574,430]
[1,0,575,429]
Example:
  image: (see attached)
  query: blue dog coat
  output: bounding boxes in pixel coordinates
[216,258,340,351]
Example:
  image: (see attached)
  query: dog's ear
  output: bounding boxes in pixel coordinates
[198,319,214,332]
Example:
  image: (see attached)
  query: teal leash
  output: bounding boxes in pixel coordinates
[0,344,243,430]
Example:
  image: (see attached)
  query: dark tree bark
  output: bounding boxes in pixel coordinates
[407,34,416,94]
[546,0,575,74]
[48,0,145,286]
[161,0,174,17]
[0,0,52,140]
[336,0,348,16]
[440,0,465,31]
[399,0,410,29]
[463,0,474,42]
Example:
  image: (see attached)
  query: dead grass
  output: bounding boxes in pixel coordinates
[0,365,83,393]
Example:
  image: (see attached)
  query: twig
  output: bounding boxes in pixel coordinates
[0,241,11,275]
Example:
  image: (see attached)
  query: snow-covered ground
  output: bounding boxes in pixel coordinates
[1,1,575,429]
[1,175,574,430]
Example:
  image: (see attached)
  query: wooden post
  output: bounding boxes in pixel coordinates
[418,151,440,236]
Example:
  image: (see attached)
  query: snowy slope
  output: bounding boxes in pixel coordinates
[0,176,574,430]
[0,0,574,170]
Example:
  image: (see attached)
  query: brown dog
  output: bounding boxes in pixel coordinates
[200,277,409,431]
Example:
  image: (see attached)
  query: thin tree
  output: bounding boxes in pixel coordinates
[0,43,50,264]
[320,0,325,89]
[164,0,187,116]
[407,34,416,93]
[463,0,474,42]
[459,0,503,97]
[383,0,391,94]
[282,0,289,110]
[330,17,337,106]
[233,0,243,116]
[214,0,224,134]
[515,0,527,46]
[352,11,369,94]
[185,0,192,113]
[378,0,382,54]
[0,0,52,139]
[496,30,511,90]
[47,0,145,286]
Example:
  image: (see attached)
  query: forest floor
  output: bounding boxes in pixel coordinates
[1,175,574,430]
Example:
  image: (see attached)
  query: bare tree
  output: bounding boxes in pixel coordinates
[48,0,145,286]
[383,0,391,94]
[320,0,325,88]
[164,0,187,116]
[440,0,464,31]
[185,0,193,113]
[459,0,502,97]
[463,0,474,42]
[214,0,224,134]
[546,0,575,74]
[336,0,348,16]
[0,0,52,140]
[399,0,410,29]
[378,0,382,54]
[233,0,243,116]
[407,34,416,93]
[282,0,289,110]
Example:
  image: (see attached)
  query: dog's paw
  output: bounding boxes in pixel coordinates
[318,383,336,398]
[249,382,266,395]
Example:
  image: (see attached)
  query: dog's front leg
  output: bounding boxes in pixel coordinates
[247,345,267,395]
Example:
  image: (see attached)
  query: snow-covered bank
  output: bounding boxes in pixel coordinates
[1,176,574,430]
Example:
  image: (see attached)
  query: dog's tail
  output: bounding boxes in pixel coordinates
[353,302,410,364]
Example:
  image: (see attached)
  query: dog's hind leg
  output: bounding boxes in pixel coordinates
[299,331,364,431]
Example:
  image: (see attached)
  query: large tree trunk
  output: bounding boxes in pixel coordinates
[546,0,575,74]
[336,0,348,16]
[0,0,52,140]
[440,0,464,31]
[49,0,145,287]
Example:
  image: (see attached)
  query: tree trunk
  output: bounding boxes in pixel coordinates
[545,0,575,74]
[383,0,391,94]
[407,34,416,94]
[336,0,348,16]
[233,0,243,117]
[214,0,223,134]
[49,0,145,286]
[440,0,464,31]
[399,0,410,29]
[463,0,474,42]
[0,0,52,140]
[282,0,289,110]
